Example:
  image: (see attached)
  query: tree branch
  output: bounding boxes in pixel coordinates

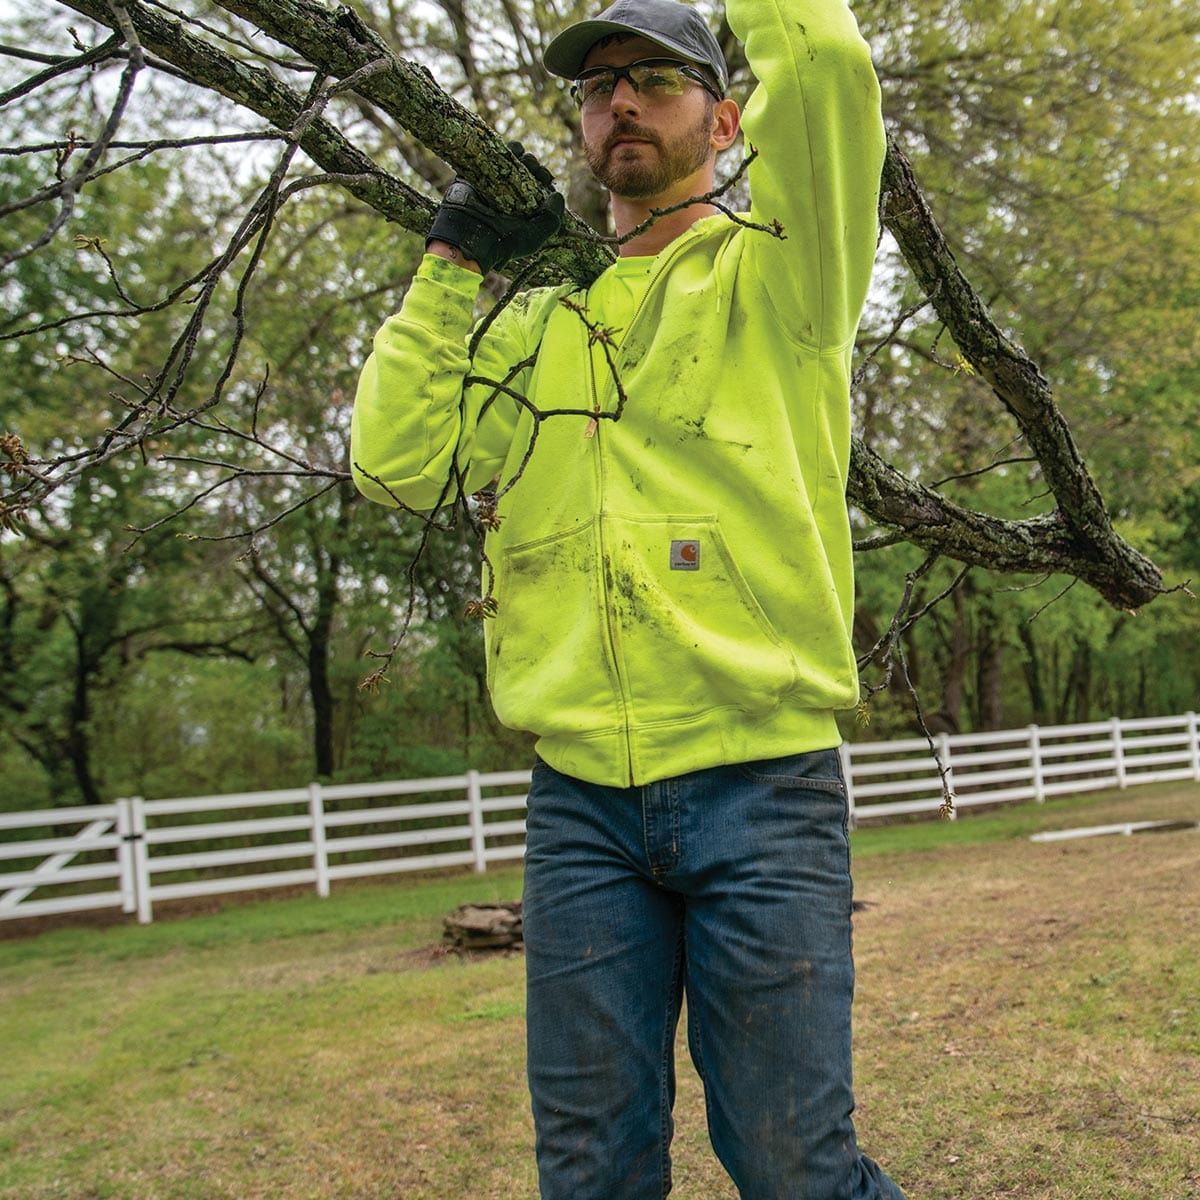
[847,438,1161,610]
[211,0,612,282]
[875,134,1164,608]
[55,0,434,230]
[24,2,1171,614]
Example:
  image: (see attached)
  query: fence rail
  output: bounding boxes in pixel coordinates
[4,714,1198,925]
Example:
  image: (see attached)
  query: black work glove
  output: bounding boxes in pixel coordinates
[427,142,566,275]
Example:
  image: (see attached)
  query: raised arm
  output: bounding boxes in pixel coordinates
[728,0,884,348]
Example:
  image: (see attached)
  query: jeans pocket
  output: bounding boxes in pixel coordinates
[736,746,846,794]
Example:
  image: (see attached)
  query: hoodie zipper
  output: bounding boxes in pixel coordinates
[585,230,704,785]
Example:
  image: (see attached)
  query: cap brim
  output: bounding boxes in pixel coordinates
[544,20,706,80]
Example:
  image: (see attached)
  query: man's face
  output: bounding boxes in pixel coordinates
[578,35,717,202]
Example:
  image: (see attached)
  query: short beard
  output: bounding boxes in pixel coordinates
[585,106,715,200]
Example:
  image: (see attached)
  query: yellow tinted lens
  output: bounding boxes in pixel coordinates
[629,64,686,95]
[573,61,696,108]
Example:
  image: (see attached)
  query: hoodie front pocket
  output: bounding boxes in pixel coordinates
[601,513,799,724]
[486,520,624,737]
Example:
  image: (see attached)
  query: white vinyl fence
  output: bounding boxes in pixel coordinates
[4,713,1198,925]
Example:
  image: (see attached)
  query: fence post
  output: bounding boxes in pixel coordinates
[308,783,330,899]
[130,797,153,925]
[1111,716,1127,789]
[1028,724,1045,804]
[116,799,137,915]
[467,770,487,873]
[839,742,857,831]
[1187,712,1200,782]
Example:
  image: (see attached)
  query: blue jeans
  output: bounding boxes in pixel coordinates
[522,749,907,1200]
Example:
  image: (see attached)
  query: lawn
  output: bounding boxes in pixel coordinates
[1,783,1197,1199]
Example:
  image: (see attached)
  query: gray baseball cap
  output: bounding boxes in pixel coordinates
[544,0,729,96]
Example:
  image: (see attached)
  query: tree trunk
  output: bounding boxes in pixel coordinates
[308,612,336,779]
[929,588,968,735]
[1018,623,1049,726]
[1060,640,1093,724]
[67,634,104,805]
[975,609,1006,730]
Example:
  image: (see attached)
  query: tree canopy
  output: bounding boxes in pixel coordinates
[1,0,1197,804]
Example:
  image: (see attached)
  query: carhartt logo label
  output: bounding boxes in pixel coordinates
[670,540,700,571]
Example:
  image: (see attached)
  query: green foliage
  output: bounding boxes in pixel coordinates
[335,617,535,783]
[90,656,311,802]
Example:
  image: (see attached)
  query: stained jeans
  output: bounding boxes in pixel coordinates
[522,749,907,1200]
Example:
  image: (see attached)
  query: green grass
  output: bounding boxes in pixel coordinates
[849,779,1200,856]
[0,866,527,967]
[1,782,1197,1199]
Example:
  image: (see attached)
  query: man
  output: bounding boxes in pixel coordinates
[352,0,905,1195]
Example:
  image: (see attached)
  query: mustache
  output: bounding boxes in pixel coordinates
[603,122,662,154]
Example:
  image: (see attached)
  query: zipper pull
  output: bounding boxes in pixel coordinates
[584,407,599,439]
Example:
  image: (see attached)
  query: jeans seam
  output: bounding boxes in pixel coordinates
[659,924,685,1199]
[735,769,845,792]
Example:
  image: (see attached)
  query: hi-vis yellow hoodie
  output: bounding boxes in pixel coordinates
[352,0,885,788]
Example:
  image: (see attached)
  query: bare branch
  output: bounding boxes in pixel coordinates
[0,31,122,107]
[928,455,1038,490]
[878,134,1164,607]
[54,0,435,230]
[0,6,143,268]
[848,435,1161,611]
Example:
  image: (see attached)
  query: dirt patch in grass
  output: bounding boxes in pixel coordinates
[847,827,1200,1199]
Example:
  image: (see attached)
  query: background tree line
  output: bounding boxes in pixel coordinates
[1,0,1197,810]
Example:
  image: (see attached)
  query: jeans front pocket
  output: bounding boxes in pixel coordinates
[737,746,846,791]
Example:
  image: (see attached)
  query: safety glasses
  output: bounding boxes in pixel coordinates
[570,58,723,110]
